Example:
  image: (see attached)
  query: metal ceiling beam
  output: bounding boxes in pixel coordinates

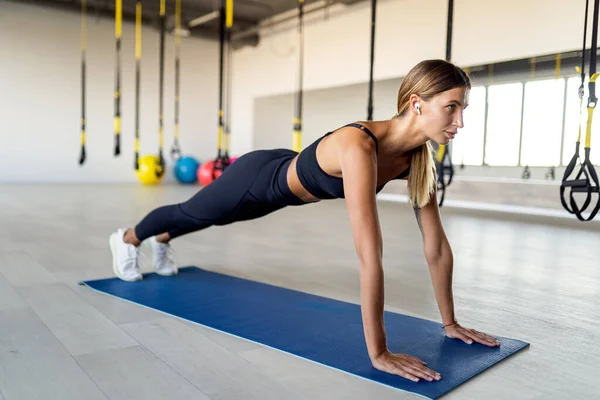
[231,0,365,42]
[7,0,154,26]
[188,10,220,28]
[6,0,254,41]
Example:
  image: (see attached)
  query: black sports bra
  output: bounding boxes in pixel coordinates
[295,123,410,199]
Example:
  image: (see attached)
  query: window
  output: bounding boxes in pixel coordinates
[563,77,584,165]
[484,82,523,166]
[444,71,600,168]
[451,86,485,166]
[520,78,565,167]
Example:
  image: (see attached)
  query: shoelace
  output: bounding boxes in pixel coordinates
[156,244,176,263]
[126,245,141,259]
[124,245,147,270]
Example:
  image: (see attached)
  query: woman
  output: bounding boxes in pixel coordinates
[109,59,501,383]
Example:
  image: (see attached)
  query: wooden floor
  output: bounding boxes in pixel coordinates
[0,184,598,399]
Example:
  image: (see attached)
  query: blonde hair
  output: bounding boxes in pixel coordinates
[396,60,471,208]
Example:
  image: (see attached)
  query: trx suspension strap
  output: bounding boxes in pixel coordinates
[293,0,305,152]
[114,0,122,156]
[134,0,142,171]
[79,0,87,165]
[224,3,233,158]
[212,0,234,178]
[156,0,166,178]
[170,0,182,160]
[435,0,455,207]
[560,0,600,221]
[366,0,376,121]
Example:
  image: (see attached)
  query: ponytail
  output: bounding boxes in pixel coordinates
[408,142,436,208]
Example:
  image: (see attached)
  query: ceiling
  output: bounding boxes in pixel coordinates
[13,0,366,48]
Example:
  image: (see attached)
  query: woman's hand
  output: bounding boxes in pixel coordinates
[371,350,442,382]
[444,323,501,347]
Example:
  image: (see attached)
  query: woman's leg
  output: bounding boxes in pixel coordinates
[109,150,291,281]
[131,155,269,243]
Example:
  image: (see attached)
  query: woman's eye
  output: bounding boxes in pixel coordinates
[447,104,456,111]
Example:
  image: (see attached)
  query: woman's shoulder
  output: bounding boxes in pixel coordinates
[329,121,384,150]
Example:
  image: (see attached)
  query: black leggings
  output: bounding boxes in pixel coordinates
[134,149,307,241]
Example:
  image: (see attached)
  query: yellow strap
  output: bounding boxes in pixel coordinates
[135,137,140,152]
[530,57,536,80]
[436,144,446,163]
[115,0,122,37]
[555,53,561,79]
[81,131,86,145]
[160,0,165,16]
[586,73,600,148]
[586,107,593,148]
[114,117,121,134]
[225,131,230,152]
[293,130,302,152]
[217,126,223,149]
[226,0,233,28]
[174,124,180,140]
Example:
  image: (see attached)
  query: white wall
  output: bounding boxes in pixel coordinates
[0,0,593,182]
[0,0,219,183]
[453,0,591,66]
[231,0,592,153]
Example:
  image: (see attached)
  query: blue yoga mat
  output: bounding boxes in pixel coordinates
[81,266,529,399]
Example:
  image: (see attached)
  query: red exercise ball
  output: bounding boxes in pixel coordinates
[197,160,224,186]
[197,161,214,186]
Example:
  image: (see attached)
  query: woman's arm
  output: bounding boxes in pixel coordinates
[414,190,501,347]
[340,135,443,382]
[412,189,456,326]
[339,136,387,361]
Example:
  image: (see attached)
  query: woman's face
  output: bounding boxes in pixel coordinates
[416,87,469,145]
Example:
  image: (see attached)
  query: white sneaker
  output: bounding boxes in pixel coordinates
[146,236,178,276]
[109,228,143,282]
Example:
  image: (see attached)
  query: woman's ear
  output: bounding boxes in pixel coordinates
[409,94,422,115]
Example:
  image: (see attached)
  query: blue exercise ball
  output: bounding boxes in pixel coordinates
[174,156,200,184]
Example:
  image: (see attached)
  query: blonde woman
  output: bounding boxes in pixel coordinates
[109,59,501,383]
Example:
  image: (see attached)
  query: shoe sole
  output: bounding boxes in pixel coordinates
[109,233,142,282]
[144,239,179,276]
[155,269,178,276]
